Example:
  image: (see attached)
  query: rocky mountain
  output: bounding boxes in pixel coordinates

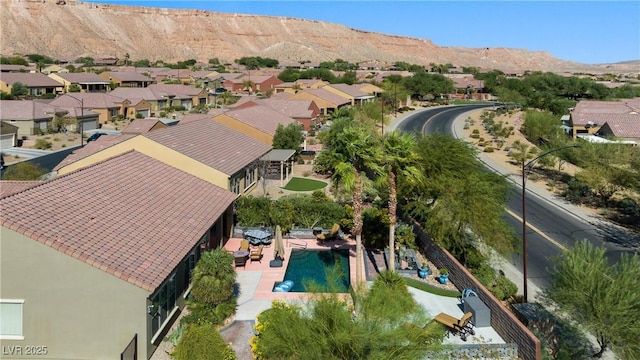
[1,0,636,73]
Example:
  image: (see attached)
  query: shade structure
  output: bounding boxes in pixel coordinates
[274,225,285,260]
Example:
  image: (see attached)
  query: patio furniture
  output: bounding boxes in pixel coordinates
[250,245,264,262]
[433,311,475,341]
[233,250,250,258]
[239,240,250,251]
[316,223,340,241]
[463,296,491,327]
[245,229,272,246]
[234,256,247,269]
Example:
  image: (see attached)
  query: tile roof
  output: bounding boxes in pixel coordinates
[52,134,136,171]
[178,113,213,125]
[254,99,315,119]
[101,71,153,82]
[600,117,640,138]
[571,99,640,125]
[219,105,298,136]
[325,83,371,98]
[1,150,238,292]
[0,72,63,87]
[52,72,110,83]
[0,100,57,120]
[300,88,351,106]
[144,119,272,175]
[121,118,166,134]
[49,93,124,109]
[0,180,43,197]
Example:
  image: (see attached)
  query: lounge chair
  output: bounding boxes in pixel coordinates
[250,245,264,262]
[316,223,340,241]
[239,240,250,251]
[433,311,475,341]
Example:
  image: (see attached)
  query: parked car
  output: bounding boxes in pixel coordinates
[86,132,107,143]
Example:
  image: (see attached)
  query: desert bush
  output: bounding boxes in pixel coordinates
[34,139,52,149]
[470,134,480,139]
[172,324,237,360]
[472,129,480,134]
[484,147,495,153]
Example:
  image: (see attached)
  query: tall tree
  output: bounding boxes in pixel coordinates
[380,131,423,272]
[546,240,640,359]
[330,123,383,288]
[272,123,304,151]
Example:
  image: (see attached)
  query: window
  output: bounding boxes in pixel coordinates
[0,300,24,340]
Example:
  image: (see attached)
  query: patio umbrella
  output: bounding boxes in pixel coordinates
[274,225,285,260]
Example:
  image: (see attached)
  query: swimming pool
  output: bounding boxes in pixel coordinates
[278,248,350,292]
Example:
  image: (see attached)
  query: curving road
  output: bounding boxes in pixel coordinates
[395,105,639,291]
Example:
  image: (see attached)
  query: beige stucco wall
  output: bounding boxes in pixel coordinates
[47,73,71,92]
[0,80,11,93]
[56,136,231,190]
[0,227,150,359]
[213,114,272,145]
[288,93,335,115]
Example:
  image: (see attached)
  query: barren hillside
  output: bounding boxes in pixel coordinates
[0,0,635,73]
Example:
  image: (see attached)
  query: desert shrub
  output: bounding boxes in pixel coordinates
[297,157,305,164]
[484,147,495,153]
[172,324,237,360]
[159,111,167,118]
[34,139,52,149]
[53,137,61,141]
[478,137,485,142]
[490,275,518,301]
[307,138,317,145]
[472,129,480,134]
[1,162,47,180]
[470,134,480,139]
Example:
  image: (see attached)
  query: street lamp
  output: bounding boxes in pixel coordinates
[63,94,85,147]
[521,144,579,302]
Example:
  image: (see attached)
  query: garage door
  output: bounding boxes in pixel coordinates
[0,134,15,149]
[80,120,98,132]
[136,109,150,118]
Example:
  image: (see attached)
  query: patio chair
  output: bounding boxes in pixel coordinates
[433,311,475,341]
[234,256,247,269]
[239,240,250,251]
[316,223,340,241]
[250,245,264,263]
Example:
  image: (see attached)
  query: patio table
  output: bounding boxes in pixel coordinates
[244,229,272,246]
[233,250,250,258]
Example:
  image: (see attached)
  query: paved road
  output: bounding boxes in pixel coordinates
[393,105,639,295]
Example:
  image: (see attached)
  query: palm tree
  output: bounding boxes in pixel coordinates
[331,124,383,288]
[381,131,423,272]
[191,249,236,305]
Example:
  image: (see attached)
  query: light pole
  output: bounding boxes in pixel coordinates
[64,94,84,146]
[521,144,579,302]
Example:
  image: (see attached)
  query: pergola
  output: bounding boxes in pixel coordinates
[260,149,296,186]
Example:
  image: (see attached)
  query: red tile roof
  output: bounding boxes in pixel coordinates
[571,99,640,125]
[144,119,272,175]
[49,93,123,109]
[0,72,63,87]
[53,134,136,171]
[219,105,298,136]
[121,118,167,134]
[51,72,110,84]
[0,180,43,197]
[0,100,57,120]
[1,151,237,292]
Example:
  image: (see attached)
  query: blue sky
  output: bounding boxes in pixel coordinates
[85,1,639,65]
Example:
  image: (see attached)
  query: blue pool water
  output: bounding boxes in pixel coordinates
[279,249,350,292]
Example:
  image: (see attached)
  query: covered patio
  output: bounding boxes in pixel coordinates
[260,149,296,186]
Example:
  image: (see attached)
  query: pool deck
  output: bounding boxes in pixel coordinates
[223,236,505,349]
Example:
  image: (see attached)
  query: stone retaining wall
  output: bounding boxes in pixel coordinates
[403,215,541,360]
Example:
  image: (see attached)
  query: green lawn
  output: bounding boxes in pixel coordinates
[282,177,327,191]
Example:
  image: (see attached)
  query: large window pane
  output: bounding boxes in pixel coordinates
[0,301,24,339]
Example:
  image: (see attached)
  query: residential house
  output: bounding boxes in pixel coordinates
[0,72,63,96]
[48,72,111,93]
[569,99,640,139]
[223,74,283,94]
[0,150,237,359]
[153,69,195,85]
[212,105,299,145]
[55,119,272,195]
[444,75,487,100]
[597,117,640,145]
[0,121,19,148]
[0,64,33,73]
[273,78,328,94]
[287,88,351,115]
[49,93,145,125]
[99,71,153,88]
[322,83,375,106]
[0,100,54,135]
[353,83,385,97]
[109,84,208,116]
[41,64,71,74]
